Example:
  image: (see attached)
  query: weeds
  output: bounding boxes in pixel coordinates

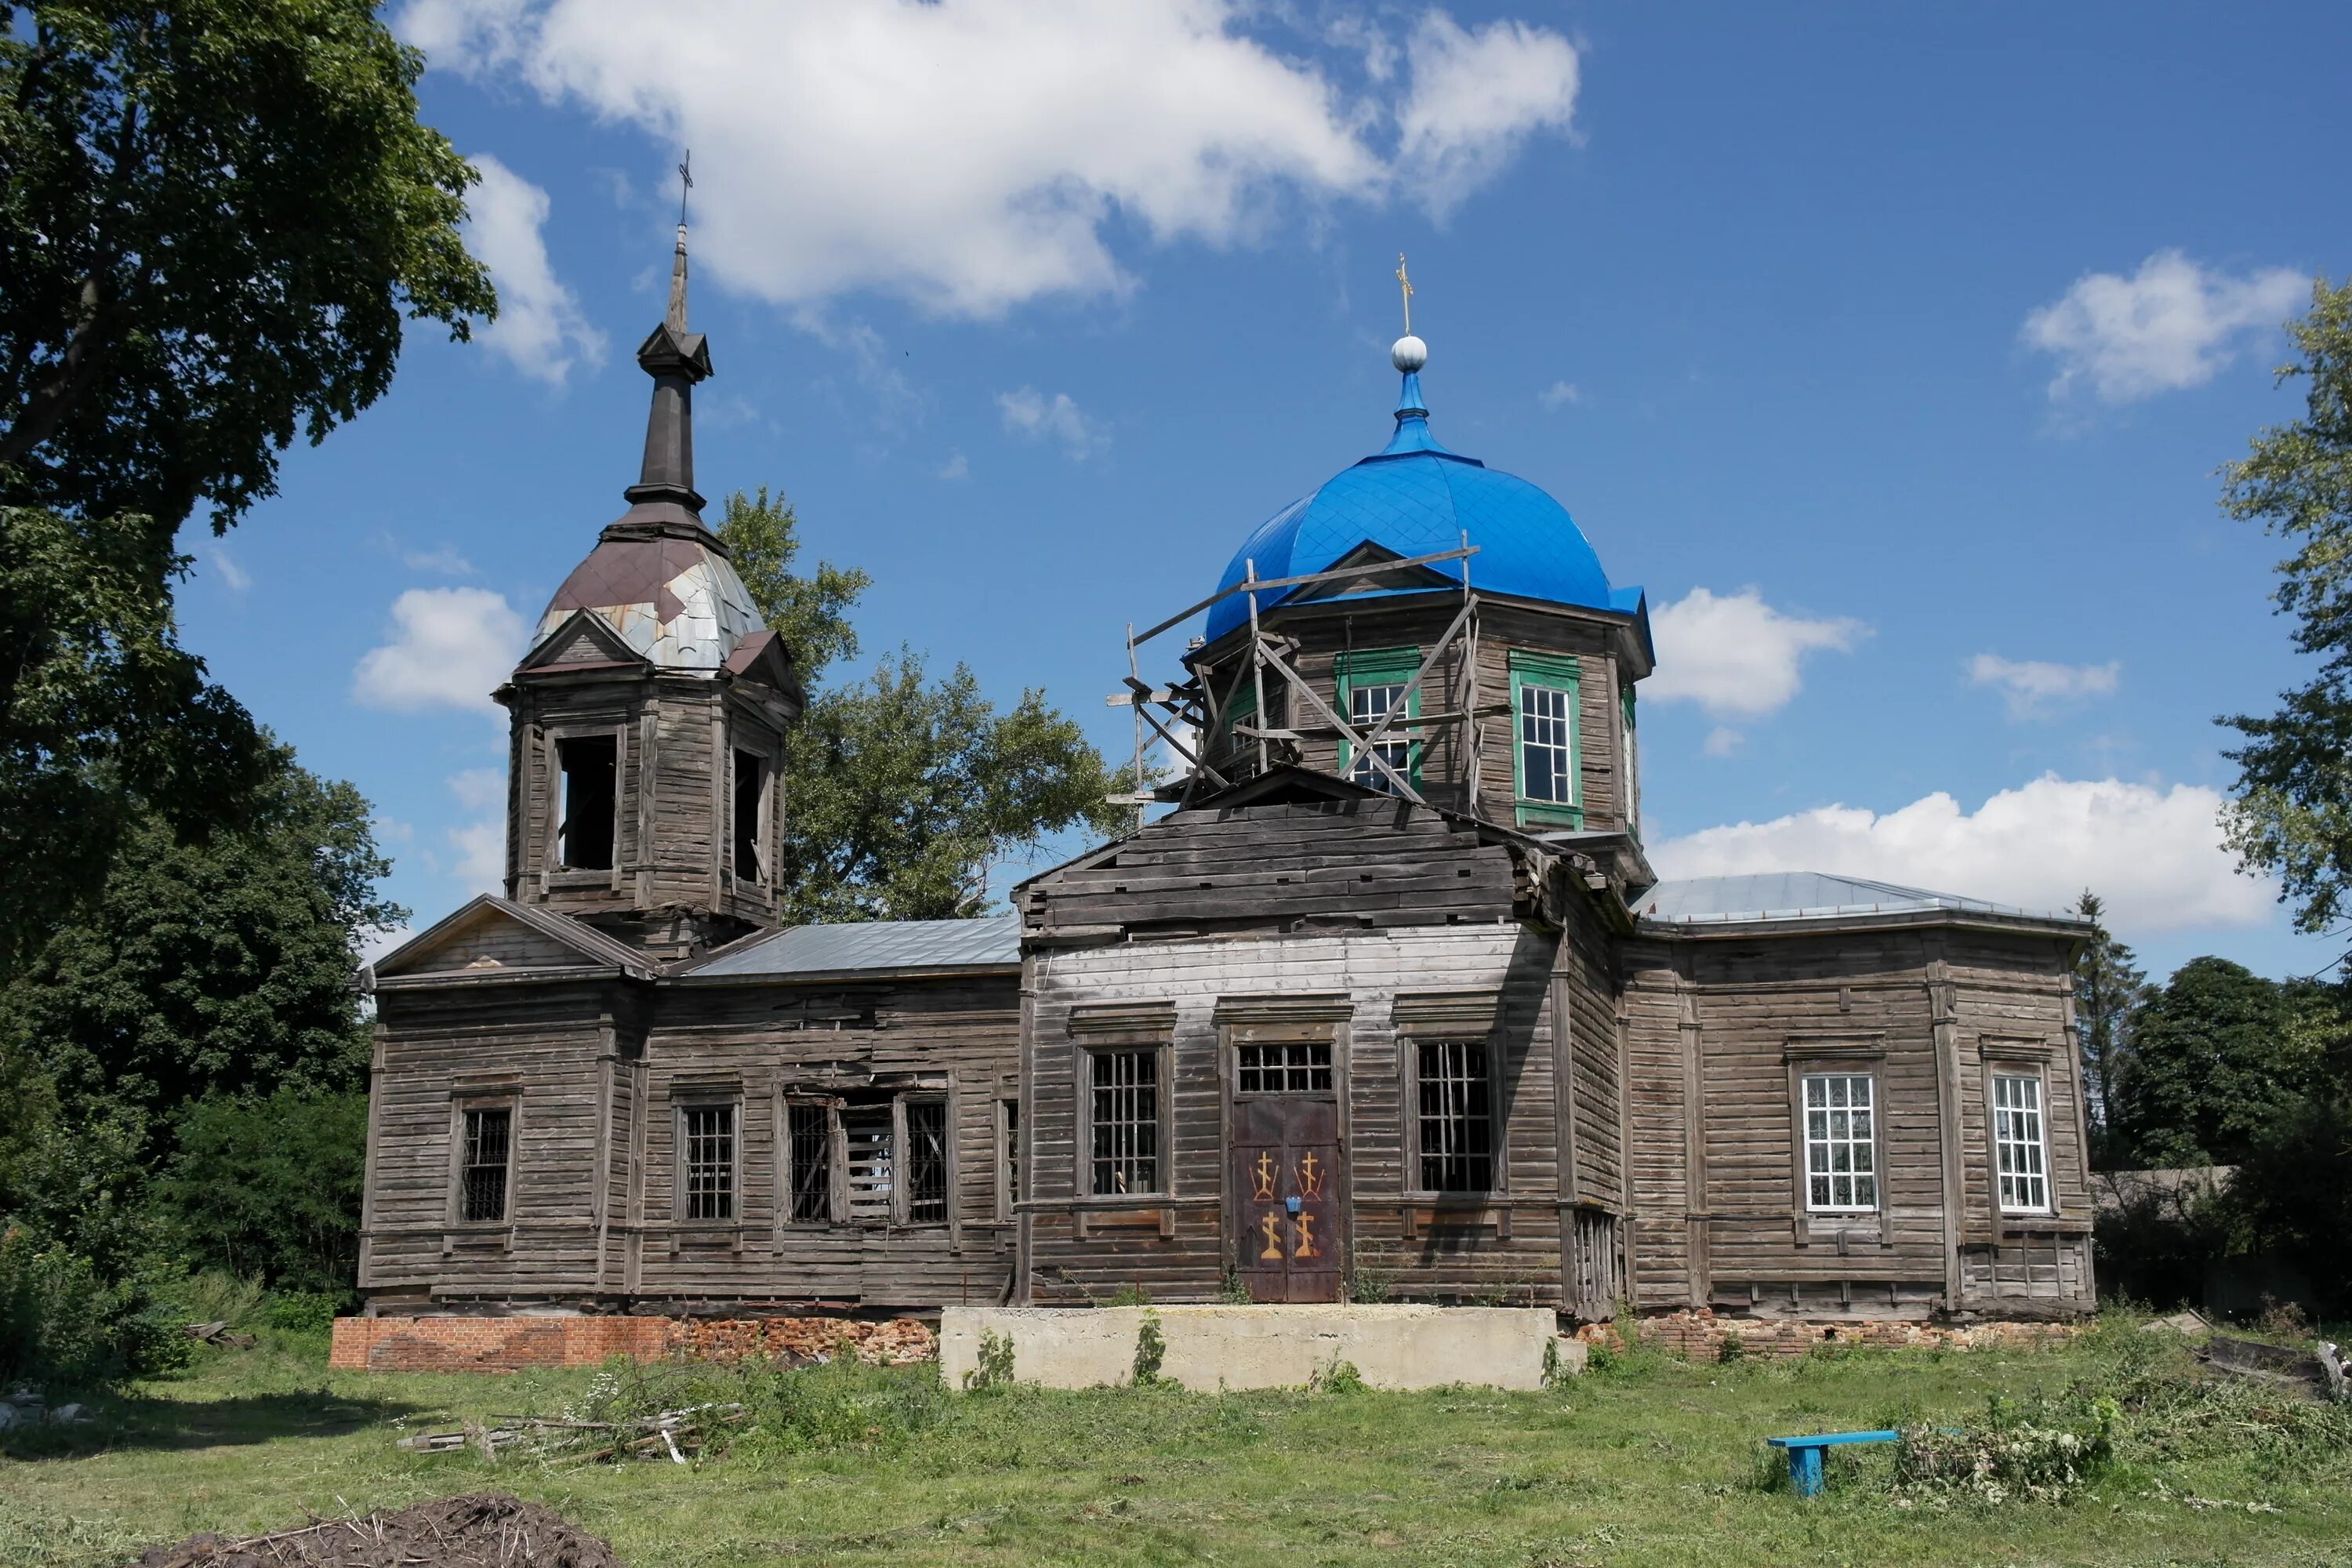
[1131,1310,1169,1387]
[963,1330,1016,1392]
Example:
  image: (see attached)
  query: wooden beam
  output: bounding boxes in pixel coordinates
[1131,543,1479,648]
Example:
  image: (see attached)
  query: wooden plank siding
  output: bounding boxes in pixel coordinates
[1620,923,2092,1320]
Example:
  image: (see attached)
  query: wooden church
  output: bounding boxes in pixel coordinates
[358,234,2096,1328]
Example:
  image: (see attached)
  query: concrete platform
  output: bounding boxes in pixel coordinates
[938,1304,1573,1392]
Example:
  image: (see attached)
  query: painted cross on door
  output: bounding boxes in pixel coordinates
[1232,1096,1342,1303]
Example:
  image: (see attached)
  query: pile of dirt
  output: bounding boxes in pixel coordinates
[131,1493,624,1568]
[662,1315,936,1365]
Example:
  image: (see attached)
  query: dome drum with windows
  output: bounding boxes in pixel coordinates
[1171,332,1653,844]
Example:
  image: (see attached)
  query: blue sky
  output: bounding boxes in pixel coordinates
[172,2,2351,983]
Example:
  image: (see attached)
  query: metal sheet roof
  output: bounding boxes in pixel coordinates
[1205,369,1642,644]
[683,913,1021,978]
[1634,872,2082,928]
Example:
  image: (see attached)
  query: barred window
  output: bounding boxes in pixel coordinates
[1993,1073,2050,1213]
[1090,1049,1160,1196]
[1346,681,1414,793]
[1415,1040,1494,1192]
[1519,681,1575,804]
[1236,1040,1333,1094]
[681,1104,735,1222]
[905,1101,949,1225]
[1802,1074,1878,1211]
[459,1106,511,1223]
[787,1103,831,1223]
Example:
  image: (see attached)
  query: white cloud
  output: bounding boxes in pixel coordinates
[449,818,507,895]
[1645,587,1867,719]
[397,2,1579,317]
[465,153,607,384]
[1396,12,1580,212]
[352,586,528,715]
[938,452,970,481]
[1967,653,2122,720]
[2022,250,2304,405]
[1702,726,1743,758]
[448,767,506,813]
[1650,775,2273,932]
[999,387,1103,459]
[206,546,252,593]
[1538,379,1583,410]
[359,924,415,966]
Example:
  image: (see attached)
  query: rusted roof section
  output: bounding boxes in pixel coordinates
[529,528,761,672]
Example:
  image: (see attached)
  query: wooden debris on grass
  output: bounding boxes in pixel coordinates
[129,1492,624,1567]
[395,1403,746,1464]
[183,1322,258,1349]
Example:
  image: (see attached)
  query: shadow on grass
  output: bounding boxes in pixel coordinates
[1,1387,426,1461]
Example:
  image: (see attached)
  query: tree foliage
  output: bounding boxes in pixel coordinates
[717,491,1125,923]
[2220,276,2352,935]
[0,506,268,975]
[2111,956,2326,1168]
[0,750,401,1127]
[158,1088,368,1296]
[2071,891,2150,1167]
[1,0,495,532]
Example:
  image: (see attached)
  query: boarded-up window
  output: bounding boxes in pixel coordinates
[843,1106,893,1221]
[557,735,617,870]
[681,1104,735,1221]
[1090,1048,1159,1195]
[731,748,764,882]
[459,1106,511,1222]
[1235,1040,1333,1094]
[905,1101,948,1225]
[1415,1040,1493,1192]
[1992,1073,2050,1213]
[787,1103,831,1222]
[1802,1073,1878,1211]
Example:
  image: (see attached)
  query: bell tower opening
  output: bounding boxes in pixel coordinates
[557,735,618,871]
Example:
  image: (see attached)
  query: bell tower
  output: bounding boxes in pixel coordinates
[494,212,801,960]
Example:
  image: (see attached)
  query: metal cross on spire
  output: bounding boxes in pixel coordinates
[1396,252,1414,336]
[677,151,694,228]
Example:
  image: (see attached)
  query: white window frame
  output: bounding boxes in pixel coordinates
[1991,1069,2053,1214]
[1799,1073,1880,1214]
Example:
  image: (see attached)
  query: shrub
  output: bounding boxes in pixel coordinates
[1310,1356,1366,1394]
[1131,1309,1169,1386]
[1894,1392,2116,1505]
[0,1228,187,1388]
[963,1329,1015,1392]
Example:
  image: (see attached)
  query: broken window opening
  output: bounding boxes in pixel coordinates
[842,1105,894,1223]
[557,735,618,871]
[1415,1038,1494,1193]
[459,1106,511,1223]
[681,1103,735,1221]
[1090,1048,1160,1196]
[786,1102,831,1222]
[905,1100,949,1225]
[731,747,765,883]
[1000,1098,1021,1210]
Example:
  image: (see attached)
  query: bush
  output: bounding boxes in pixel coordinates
[1895,1391,2116,1505]
[962,1329,1015,1392]
[158,1090,366,1298]
[0,1227,187,1388]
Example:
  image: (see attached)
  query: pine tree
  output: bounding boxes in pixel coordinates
[2071,891,2148,1167]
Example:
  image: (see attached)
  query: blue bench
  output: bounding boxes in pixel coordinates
[1766,1430,1900,1496]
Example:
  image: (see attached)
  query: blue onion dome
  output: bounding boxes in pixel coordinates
[1204,337,1643,643]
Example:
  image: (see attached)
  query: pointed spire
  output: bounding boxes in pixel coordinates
[624,162,712,516]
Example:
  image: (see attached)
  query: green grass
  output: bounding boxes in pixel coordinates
[2,1320,2347,1567]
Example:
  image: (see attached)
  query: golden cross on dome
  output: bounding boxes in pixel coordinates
[1395,252,1414,336]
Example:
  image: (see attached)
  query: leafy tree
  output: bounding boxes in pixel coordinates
[717,492,1125,922]
[784,652,1128,922]
[0,506,268,976]
[158,1088,367,1296]
[2220,277,2352,936]
[720,488,870,686]
[2071,891,2149,1167]
[0,748,403,1131]
[2111,956,2325,1167]
[1,0,495,532]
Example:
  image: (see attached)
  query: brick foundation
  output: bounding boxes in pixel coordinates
[1570,1308,2078,1364]
[328,1315,938,1374]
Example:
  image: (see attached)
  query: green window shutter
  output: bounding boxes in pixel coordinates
[1621,682,1639,841]
[1508,649,1581,829]
[1334,646,1422,787]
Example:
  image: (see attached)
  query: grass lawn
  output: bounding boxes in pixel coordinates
[2,1321,2347,1567]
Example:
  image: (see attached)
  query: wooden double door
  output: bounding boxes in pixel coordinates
[1231,1096,1344,1303]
